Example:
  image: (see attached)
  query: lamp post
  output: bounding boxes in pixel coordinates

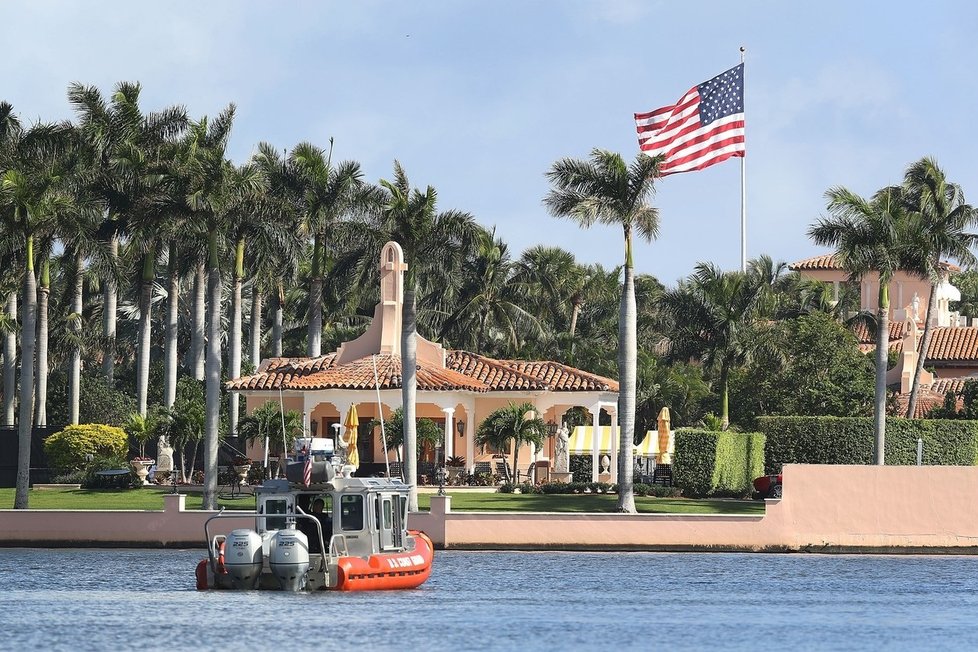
[435,430,446,496]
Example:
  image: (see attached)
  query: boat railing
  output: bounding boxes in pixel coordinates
[328,533,351,561]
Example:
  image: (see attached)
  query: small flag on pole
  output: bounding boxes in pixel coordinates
[635,63,745,176]
[303,454,312,487]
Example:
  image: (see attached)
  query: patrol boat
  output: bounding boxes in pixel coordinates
[195,437,433,591]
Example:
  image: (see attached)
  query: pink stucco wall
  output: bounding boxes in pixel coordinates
[2,465,976,551]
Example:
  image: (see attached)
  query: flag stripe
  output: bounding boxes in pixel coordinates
[635,64,745,177]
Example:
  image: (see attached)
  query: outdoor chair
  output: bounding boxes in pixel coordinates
[494,459,512,483]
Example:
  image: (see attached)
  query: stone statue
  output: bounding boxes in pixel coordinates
[912,293,921,320]
[156,437,174,474]
[554,424,570,473]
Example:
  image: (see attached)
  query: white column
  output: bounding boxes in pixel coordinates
[608,407,619,484]
[465,402,476,473]
[591,403,601,482]
[442,407,455,459]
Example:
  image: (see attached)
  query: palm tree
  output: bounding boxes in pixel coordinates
[345,161,477,510]
[544,149,661,513]
[288,141,366,357]
[809,186,911,464]
[475,402,546,484]
[659,263,768,430]
[0,102,20,428]
[1,118,73,509]
[238,402,303,465]
[900,158,978,418]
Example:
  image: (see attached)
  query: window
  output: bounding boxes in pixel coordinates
[340,494,364,531]
[383,499,393,530]
[264,498,288,531]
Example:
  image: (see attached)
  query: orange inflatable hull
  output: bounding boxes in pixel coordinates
[334,530,434,591]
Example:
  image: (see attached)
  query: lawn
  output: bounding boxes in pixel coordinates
[418,492,764,515]
[0,488,764,515]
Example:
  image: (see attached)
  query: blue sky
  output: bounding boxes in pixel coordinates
[4,1,977,285]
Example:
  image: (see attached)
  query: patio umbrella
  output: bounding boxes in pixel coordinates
[657,407,672,464]
[344,404,360,469]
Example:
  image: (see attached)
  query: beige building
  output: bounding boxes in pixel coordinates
[791,253,978,415]
[230,242,622,482]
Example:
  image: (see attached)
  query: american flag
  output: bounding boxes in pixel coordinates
[634,64,745,176]
[303,455,312,487]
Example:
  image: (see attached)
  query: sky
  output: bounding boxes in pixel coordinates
[3,0,977,286]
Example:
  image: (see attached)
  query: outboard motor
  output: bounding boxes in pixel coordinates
[223,529,263,589]
[269,528,310,591]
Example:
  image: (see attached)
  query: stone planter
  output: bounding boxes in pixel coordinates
[233,464,252,486]
[130,460,155,486]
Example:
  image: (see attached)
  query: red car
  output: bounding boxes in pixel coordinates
[753,474,783,499]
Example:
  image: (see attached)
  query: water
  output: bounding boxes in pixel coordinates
[1,549,976,651]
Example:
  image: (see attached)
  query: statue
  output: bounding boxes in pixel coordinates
[553,424,570,473]
[156,437,174,474]
[912,293,921,321]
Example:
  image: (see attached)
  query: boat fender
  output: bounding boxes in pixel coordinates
[216,541,227,575]
[195,559,209,590]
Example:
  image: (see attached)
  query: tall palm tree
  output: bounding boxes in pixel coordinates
[659,263,768,430]
[344,161,477,510]
[0,102,21,427]
[809,186,911,464]
[544,149,661,513]
[475,402,546,484]
[1,118,73,509]
[289,141,365,357]
[901,158,978,418]
[68,82,186,386]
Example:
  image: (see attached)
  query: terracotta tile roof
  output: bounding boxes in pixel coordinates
[930,377,978,395]
[852,321,905,353]
[228,353,489,392]
[445,351,619,392]
[230,350,619,393]
[889,389,957,419]
[790,253,960,273]
[924,327,978,361]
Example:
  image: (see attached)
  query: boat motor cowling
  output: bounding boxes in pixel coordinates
[223,529,263,589]
[269,529,310,591]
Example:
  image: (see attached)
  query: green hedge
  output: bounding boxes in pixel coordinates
[672,429,765,497]
[758,416,978,473]
[43,424,129,471]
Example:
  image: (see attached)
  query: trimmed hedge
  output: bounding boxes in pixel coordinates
[43,424,129,471]
[758,416,978,473]
[673,428,765,497]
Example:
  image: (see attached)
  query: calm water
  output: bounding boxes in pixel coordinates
[1,549,976,651]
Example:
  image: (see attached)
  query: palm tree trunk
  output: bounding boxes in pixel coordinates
[34,257,50,427]
[719,365,730,430]
[401,285,419,511]
[69,249,84,425]
[874,283,890,465]
[202,232,223,510]
[3,293,16,426]
[191,261,206,380]
[250,289,262,366]
[164,245,179,409]
[15,234,38,510]
[272,282,284,357]
[101,233,118,384]
[307,234,323,357]
[136,253,154,416]
[906,277,939,418]
[229,238,245,435]
[616,228,637,514]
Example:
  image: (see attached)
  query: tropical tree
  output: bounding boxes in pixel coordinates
[544,148,661,513]
[345,161,478,510]
[238,401,303,464]
[659,262,768,430]
[474,402,546,483]
[368,407,443,477]
[808,185,911,464]
[0,116,73,509]
[900,158,978,418]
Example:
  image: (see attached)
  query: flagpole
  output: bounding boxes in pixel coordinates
[740,46,747,273]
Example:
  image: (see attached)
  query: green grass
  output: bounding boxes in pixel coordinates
[0,488,256,511]
[1,488,764,515]
[419,492,764,514]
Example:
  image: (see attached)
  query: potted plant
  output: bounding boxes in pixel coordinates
[231,455,253,486]
[445,455,465,481]
[130,456,155,486]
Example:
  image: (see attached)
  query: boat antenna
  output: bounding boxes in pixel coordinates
[372,354,390,479]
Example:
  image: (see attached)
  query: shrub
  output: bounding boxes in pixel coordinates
[498,482,516,494]
[672,428,765,497]
[43,424,129,471]
[569,455,592,483]
[758,416,978,472]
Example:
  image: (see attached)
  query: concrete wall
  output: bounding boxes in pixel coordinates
[2,465,977,551]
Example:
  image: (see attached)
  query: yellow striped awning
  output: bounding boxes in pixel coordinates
[567,426,671,457]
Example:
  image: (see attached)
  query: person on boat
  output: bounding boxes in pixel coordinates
[307,498,331,553]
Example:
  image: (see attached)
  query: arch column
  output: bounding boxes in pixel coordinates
[590,402,601,482]
[607,405,618,483]
[441,407,455,459]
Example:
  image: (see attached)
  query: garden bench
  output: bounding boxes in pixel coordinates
[94,469,131,489]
